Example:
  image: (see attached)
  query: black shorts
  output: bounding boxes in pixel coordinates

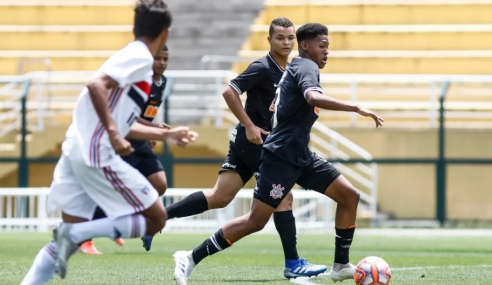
[219,141,261,185]
[253,150,341,208]
[121,151,164,178]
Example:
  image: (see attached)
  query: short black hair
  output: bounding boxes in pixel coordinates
[268,17,294,37]
[296,23,328,44]
[134,0,172,39]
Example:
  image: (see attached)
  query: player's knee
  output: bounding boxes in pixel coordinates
[207,190,234,209]
[216,195,234,208]
[245,214,268,233]
[342,186,360,207]
[276,192,293,211]
[149,209,167,232]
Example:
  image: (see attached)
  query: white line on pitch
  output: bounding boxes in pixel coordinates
[392,264,492,271]
[289,277,323,285]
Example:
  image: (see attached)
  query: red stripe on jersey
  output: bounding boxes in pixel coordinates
[135,81,151,95]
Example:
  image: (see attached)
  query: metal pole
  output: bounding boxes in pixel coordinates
[17,78,31,220]
[162,79,174,188]
[436,81,450,226]
[18,78,31,188]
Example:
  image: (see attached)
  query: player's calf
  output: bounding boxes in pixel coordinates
[324,175,360,281]
[20,241,57,285]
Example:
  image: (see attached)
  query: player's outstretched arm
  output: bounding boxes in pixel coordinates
[87,74,134,155]
[305,91,384,127]
[136,117,170,129]
[128,122,198,146]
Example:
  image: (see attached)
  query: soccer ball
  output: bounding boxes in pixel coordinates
[354,256,392,285]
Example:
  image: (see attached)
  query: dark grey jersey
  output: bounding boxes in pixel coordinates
[263,57,323,167]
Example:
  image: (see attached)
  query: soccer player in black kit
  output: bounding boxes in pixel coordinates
[173,23,384,284]
[170,18,326,280]
[79,45,171,254]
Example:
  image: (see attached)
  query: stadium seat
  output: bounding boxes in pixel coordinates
[263,0,492,25]
[0,2,133,25]
[239,0,492,75]
[249,24,492,51]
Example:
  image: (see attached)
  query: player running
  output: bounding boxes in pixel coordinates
[173,23,384,285]
[79,44,171,255]
[166,17,326,279]
[20,1,197,284]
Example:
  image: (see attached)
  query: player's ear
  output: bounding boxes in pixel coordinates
[300,41,309,52]
[267,36,272,46]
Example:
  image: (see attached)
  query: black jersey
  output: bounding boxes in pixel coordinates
[263,57,323,167]
[129,75,167,153]
[228,52,286,156]
[229,52,286,133]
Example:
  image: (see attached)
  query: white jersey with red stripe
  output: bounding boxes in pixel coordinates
[62,40,153,168]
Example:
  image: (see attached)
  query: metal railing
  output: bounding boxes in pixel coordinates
[0,188,341,232]
[0,70,388,223]
[202,54,492,127]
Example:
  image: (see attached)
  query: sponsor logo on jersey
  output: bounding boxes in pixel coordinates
[222,162,236,169]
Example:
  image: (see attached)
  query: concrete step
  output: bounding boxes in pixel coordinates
[262,0,492,25]
[0,26,132,50]
[249,25,492,51]
[0,3,133,25]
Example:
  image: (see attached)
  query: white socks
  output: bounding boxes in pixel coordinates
[69,214,146,244]
[20,241,56,285]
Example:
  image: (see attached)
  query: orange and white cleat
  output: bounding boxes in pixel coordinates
[114,238,125,246]
[79,241,103,255]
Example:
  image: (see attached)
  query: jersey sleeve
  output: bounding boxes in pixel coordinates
[296,61,323,98]
[102,49,153,87]
[229,61,268,95]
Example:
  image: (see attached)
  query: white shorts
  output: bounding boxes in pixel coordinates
[47,146,158,220]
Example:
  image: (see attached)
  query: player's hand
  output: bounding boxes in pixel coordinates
[165,126,199,146]
[148,140,157,149]
[357,108,385,127]
[109,132,134,156]
[245,125,270,145]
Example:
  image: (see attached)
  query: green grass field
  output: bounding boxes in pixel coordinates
[2,230,492,284]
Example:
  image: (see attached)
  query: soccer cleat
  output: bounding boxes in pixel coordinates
[329,262,356,282]
[141,236,153,251]
[283,258,328,279]
[173,250,195,285]
[114,238,125,246]
[79,241,103,255]
[53,223,79,279]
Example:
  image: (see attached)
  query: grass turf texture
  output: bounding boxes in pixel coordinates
[2,231,492,284]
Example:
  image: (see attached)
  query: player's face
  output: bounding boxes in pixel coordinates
[306,35,329,69]
[153,50,169,75]
[268,26,295,57]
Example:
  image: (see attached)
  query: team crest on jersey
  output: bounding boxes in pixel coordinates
[270,184,285,199]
